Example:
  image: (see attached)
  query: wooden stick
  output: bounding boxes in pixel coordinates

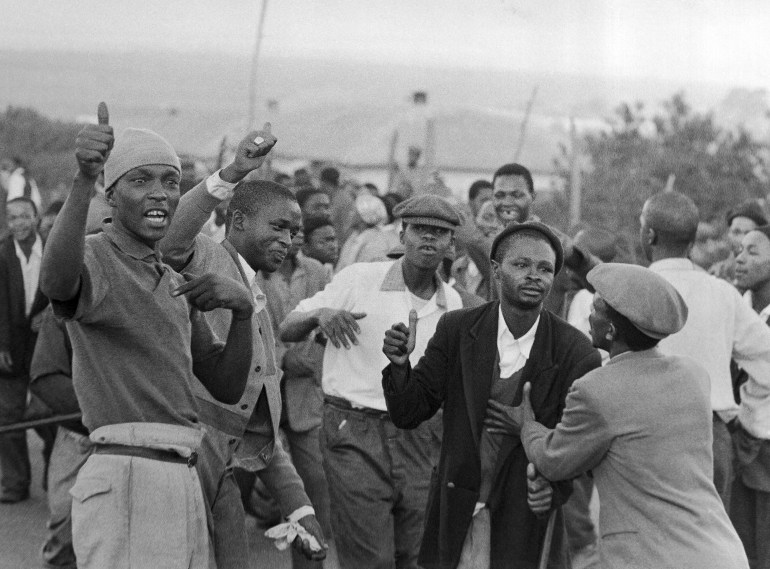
[537,508,558,569]
[0,413,82,434]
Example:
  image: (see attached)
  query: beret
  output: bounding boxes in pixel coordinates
[104,128,181,190]
[490,221,564,274]
[587,263,688,340]
[726,201,768,227]
[393,195,461,230]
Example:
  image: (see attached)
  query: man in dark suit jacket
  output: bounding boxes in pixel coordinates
[383,221,601,569]
[0,197,49,502]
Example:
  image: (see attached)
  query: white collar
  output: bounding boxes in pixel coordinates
[237,252,266,312]
[13,234,42,261]
[744,290,770,323]
[648,258,694,272]
[497,305,540,359]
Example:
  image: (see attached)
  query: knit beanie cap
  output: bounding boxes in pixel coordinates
[104,128,181,190]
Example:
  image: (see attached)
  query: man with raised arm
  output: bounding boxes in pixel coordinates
[39,103,255,569]
[161,126,327,568]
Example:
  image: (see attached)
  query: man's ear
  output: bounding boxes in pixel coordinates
[491,259,501,281]
[399,229,405,245]
[104,184,116,207]
[230,210,245,233]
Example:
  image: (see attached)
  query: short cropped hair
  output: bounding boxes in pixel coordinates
[303,215,335,240]
[227,180,296,227]
[492,164,534,195]
[604,301,660,351]
[7,196,38,217]
[468,179,493,201]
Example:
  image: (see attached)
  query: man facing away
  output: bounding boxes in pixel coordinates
[40,103,255,568]
[638,191,770,508]
[381,221,601,569]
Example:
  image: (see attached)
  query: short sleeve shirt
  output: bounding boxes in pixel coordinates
[52,222,223,432]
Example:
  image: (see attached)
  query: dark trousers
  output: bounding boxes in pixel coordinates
[321,400,440,569]
[284,425,331,569]
[713,413,735,508]
[0,376,31,494]
[731,478,770,569]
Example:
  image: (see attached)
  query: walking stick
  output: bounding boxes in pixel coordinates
[537,508,558,569]
[0,412,82,434]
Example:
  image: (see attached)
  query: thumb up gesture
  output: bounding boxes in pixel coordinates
[383,309,418,367]
[75,102,114,180]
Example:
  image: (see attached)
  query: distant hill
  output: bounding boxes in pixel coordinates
[0,49,760,171]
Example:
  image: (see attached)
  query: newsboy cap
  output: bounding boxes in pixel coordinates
[393,195,462,230]
[587,263,688,340]
[490,221,564,274]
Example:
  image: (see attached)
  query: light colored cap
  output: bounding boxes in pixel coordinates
[587,263,688,339]
[104,128,180,190]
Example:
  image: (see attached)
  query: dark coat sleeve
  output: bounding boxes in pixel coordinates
[0,245,11,354]
[382,312,453,429]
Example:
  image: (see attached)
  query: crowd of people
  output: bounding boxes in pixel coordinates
[1,101,770,569]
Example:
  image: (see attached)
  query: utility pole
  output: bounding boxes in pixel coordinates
[513,85,538,162]
[247,0,270,130]
[569,117,582,226]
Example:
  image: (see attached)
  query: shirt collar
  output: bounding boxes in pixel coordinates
[648,258,694,272]
[497,305,540,359]
[237,252,267,314]
[13,234,42,259]
[102,220,160,262]
[380,258,448,308]
[744,290,770,322]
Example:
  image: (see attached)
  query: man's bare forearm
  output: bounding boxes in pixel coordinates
[279,310,320,342]
[40,173,94,301]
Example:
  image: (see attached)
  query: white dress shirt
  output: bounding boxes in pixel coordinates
[740,290,770,439]
[237,253,267,315]
[497,306,539,377]
[650,258,770,435]
[294,259,463,410]
[13,235,42,316]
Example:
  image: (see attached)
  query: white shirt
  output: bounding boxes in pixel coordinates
[236,252,267,315]
[740,290,770,439]
[7,168,42,211]
[649,258,770,433]
[497,307,539,377]
[13,235,42,316]
[567,289,609,364]
[294,259,464,410]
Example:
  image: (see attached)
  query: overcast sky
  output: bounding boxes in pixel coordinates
[3,0,769,89]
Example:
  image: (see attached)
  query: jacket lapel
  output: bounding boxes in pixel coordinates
[5,239,25,324]
[461,302,498,449]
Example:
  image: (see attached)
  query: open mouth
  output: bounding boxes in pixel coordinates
[418,245,437,254]
[496,206,520,222]
[144,209,168,226]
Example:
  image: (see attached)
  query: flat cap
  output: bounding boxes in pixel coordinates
[587,263,688,340]
[393,195,461,230]
[490,221,564,274]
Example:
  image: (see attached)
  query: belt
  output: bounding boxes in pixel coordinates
[94,444,198,467]
[324,395,391,420]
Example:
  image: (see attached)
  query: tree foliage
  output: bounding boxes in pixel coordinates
[0,106,82,204]
[560,93,770,238]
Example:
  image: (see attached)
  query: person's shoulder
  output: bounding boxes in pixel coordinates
[546,310,594,345]
[443,300,495,326]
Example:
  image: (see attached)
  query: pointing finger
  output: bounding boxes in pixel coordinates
[527,463,537,481]
[523,382,532,406]
[98,102,109,125]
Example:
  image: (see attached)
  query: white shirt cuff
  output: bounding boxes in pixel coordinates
[287,505,316,523]
[205,169,237,201]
